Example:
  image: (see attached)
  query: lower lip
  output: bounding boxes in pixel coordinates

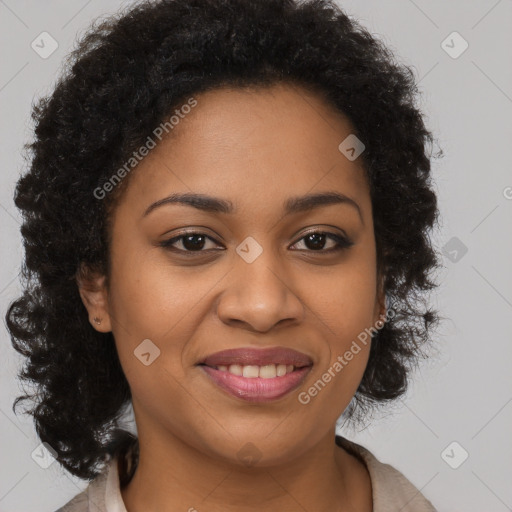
[200,365,312,403]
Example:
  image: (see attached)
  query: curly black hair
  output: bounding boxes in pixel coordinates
[5,0,443,482]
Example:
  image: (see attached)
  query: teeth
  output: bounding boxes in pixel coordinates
[242,365,260,378]
[260,364,277,378]
[227,364,242,376]
[215,363,296,378]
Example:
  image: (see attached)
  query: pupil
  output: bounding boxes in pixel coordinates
[183,234,205,251]
[306,233,325,250]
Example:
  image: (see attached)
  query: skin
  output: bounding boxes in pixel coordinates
[78,82,386,512]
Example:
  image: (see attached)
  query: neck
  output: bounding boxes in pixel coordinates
[120,428,372,512]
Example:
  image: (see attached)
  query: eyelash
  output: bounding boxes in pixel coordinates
[159,230,354,255]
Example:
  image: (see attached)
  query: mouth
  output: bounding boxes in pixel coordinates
[197,347,313,403]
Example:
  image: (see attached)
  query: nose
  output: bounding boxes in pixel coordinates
[216,249,305,333]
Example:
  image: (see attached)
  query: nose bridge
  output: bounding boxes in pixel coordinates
[217,235,304,331]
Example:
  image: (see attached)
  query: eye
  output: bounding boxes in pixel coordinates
[159,229,353,255]
[289,230,354,253]
[159,232,222,253]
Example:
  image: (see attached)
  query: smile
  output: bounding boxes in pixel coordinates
[198,347,313,403]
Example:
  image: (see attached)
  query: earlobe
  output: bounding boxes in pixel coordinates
[374,304,387,330]
[76,263,112,333]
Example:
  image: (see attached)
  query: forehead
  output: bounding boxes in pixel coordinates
[115,83,370,217]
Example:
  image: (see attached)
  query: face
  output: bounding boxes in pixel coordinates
[80,83,385,466]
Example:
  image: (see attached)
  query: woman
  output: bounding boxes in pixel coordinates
[6,0,442,510]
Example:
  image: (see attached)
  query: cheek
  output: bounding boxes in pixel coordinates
[307,251,377,391]
[106,249,219,393]
[108,245,198,335]
[316,254,378,342]
[298,271,376,417]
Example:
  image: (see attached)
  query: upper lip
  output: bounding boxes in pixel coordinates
[199,347,313,368]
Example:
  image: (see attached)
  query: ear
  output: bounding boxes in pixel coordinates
[373,271,387,329]
[76,263,112,333]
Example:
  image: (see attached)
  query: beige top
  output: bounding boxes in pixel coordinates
[56,436,437,511]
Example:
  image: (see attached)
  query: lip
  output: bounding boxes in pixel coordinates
[197,347,313,403]
[199,347,313,368]
[200,365,312,403]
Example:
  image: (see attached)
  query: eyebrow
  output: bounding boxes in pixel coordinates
[143,191,363,223]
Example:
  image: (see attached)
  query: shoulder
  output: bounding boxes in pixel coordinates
[54,490,89,512]
[54,464,112,512]
[335,435,438,512]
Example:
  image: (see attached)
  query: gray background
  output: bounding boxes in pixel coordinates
[1,1,511,510]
